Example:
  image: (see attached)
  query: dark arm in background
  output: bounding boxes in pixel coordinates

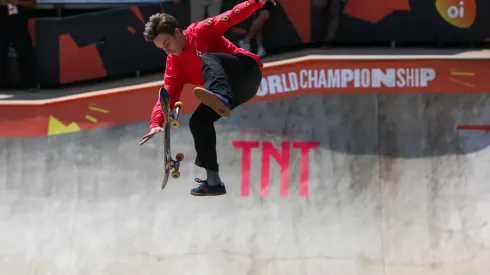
[194,0,271,37]
[8,0,36,8]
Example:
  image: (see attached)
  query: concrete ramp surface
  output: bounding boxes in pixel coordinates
[1,93,490,275]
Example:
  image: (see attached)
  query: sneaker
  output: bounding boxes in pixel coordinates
[238,39,251,51]
[193,87,232,117]
[257,47,267,58]
[190,178,227,196]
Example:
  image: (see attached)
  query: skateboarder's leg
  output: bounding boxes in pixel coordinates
[188,103,226,196]
[201,53,237,101]
[230,54,263,106]
[189,103,221,171]
[194,52,260,117]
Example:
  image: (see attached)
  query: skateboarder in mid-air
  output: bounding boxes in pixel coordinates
[139,0,275,196]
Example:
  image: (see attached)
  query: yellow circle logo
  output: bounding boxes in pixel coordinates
[436,0,476,28]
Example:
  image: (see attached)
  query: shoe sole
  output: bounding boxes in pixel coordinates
[190,192,227,196]
[193,87,231,118]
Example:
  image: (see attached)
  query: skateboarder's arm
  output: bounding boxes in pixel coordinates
[195,0,265,36]
[149,99,164,128]
[149,57,184,128]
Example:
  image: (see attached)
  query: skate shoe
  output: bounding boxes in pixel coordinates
[193,87,232,117]
[190,178,227,196]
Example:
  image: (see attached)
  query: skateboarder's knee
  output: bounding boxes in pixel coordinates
[201,53,223,71]
[200,53,212,65]
[201,53,216,62]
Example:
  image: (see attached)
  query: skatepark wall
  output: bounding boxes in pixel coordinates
[21,0,490,87]
[3,52,490,274]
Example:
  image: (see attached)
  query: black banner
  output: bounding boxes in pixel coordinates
[31,0,490,86]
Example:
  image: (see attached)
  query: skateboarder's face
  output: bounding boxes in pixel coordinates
[154,29,186,56]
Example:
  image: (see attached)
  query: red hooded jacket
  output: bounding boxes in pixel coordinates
[149,0,265,129]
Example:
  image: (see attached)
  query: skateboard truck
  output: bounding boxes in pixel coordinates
[170,152,184,178]
[170,102,183,128]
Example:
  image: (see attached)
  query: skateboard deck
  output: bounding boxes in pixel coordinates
[159,87,184,190]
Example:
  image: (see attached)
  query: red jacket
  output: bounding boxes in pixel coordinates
[149,0,265,128]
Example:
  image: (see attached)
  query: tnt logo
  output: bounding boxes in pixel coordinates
[436,0,476,28]
[233,140,320,197]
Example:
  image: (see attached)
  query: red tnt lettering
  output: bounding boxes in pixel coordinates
[233,140,320,197]
[262,141,290,197]
[294,142,320,197]
[231,141,260,197]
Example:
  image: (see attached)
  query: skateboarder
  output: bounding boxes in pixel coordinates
[139,0,274,196]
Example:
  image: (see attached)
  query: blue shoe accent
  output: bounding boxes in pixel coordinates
[213,93,232,110]
[190,178,227,196]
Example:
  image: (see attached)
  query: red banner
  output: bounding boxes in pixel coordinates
[1,55,490,137]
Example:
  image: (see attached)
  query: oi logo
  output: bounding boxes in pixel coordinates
[436,0,477,28]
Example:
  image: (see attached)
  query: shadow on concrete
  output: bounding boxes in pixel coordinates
[3,93,490,162]
[204,93,490,158]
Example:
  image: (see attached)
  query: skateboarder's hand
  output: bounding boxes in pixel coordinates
[169,110,174,119]
[139,127,163,145]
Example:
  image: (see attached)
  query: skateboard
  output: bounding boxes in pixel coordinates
[159,87,184,190]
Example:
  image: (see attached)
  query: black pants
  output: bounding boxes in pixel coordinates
[190,53,262,172]
[0,29,37,90]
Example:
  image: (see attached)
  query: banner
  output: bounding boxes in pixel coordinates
[2,56,490,137]
[29,0,490,86]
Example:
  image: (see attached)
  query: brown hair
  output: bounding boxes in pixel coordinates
[143,13,181,41]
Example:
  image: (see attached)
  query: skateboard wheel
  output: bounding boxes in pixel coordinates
[176,153,184,161]
[172,171,180,179]
[171,120,180,128]
[174,101,183,108]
